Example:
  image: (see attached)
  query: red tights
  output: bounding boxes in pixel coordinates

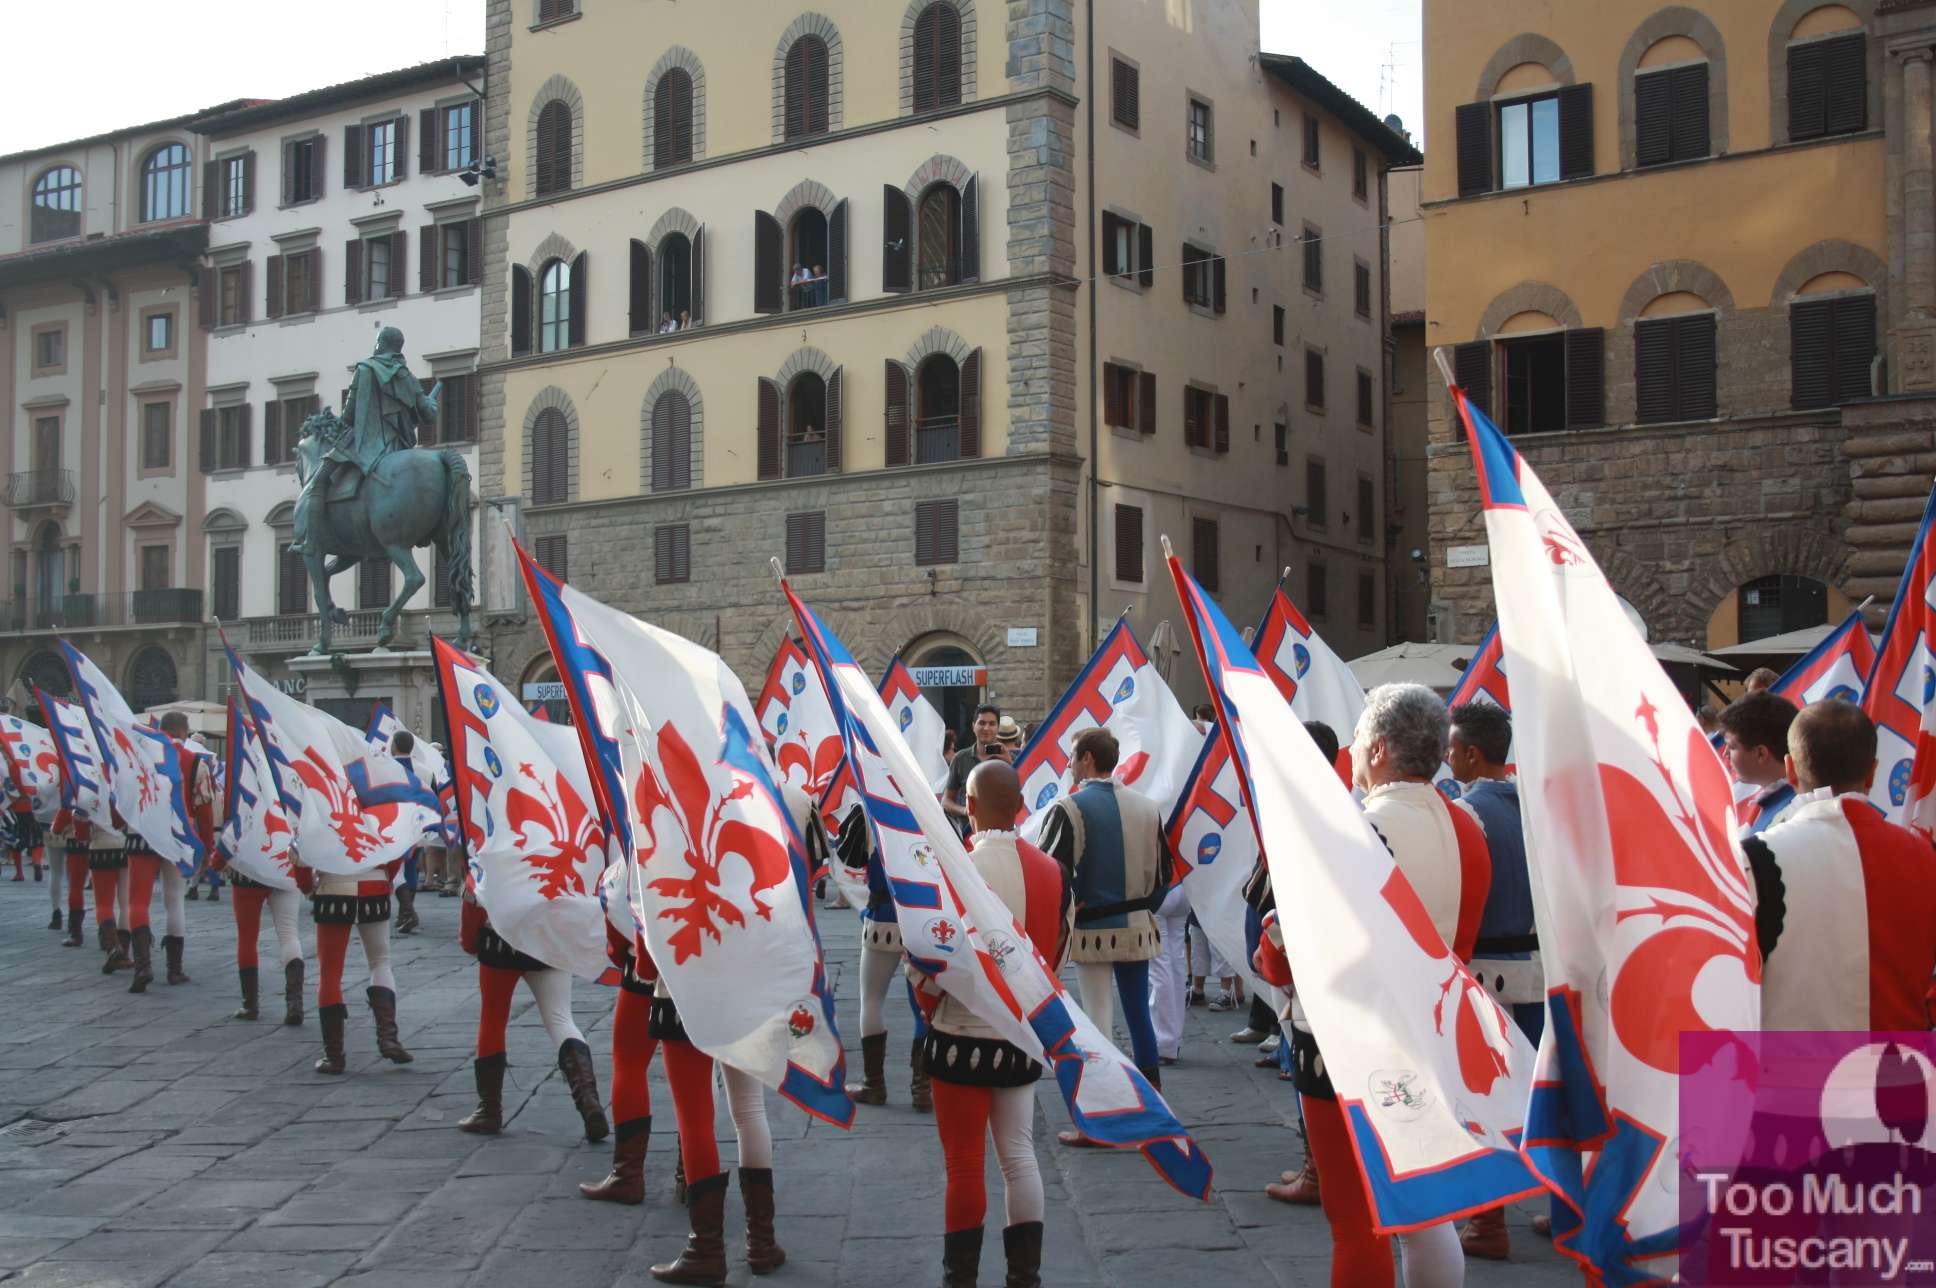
[609,987,657,1124]
[92,869,120,926]
[663,1038,724,1180]
[65,852,86,910]
[932,1080,996,1232]
[316,921,351,1007]
[476,964,521,1058]
[1302,1093,1391,1288]
[231,886,269,969]
[126,854,163,931]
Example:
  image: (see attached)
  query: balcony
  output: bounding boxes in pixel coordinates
[5,468,75,511]
[914,416,960,464]
[241,608,462,652]
[0,588,203,633]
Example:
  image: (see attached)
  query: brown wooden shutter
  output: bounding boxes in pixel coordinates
[1192,516,1219,591]
[512,267,532,355]
[393,114,409,180]
[198,271,215,331]
[1455,102,1492,196]
[420,224,437,294]
[829,198,849,303]
[1213,255,1227,314]
[826,366,844,471]
[915,499,958,566]
[754,211,783,313]
[343,123,364,189]
[239,261,253,325]
[1564,327,1605,428]
[344,239,363,306]
[1183,385,1199,447]
[568,252,587,347]
[1180,244,1192,305]
[691,225,705,322]
[309,134,327,200]
[757,377,782,479]
[630,240,653,334]
[958,349,982,458]
[199,409,217,473]
[1113,59,1140,130]
[1678,313,1718,420]
[913,4,938,112]
[1834,294,1878,403]
[1102,364,1123,427]
[390,231,407,298]
[1634,70,1672,166]
[1634,318,1675,423]
[958,175,979,283]
[1139,371,1157,435]
[1557,84,1594,179]
[264,399,283,466]
[419,107,438,173]
[203,160,220,219]
[1137,222,1154,289]
[281,141,295,205]
[1453,340,1491,417]
[1825,34,1868,135]
[885,360,910,466]
[534,534,568,582]
[420,387,439,446]
[785,41,806,139]
[884,186,914,292]
[305,248,322,313]
[237,404,253,468]
[465,217,483,287]
[265,254,284,319]
[465,375,481,442]
[1114,504,1144,583]
[654,391,691,490]
[241,151,255,213]
[1100,211,1123,277]
[785,511,826,573]
[655,524,691,584]
[1671,64,1710,161]
[1214,393,1230,453]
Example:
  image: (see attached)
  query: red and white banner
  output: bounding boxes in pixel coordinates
[433,638,613,981]
[38,688,107,824]
[880,656,949,794]
[1432,625,1511,800]
[216,696,298,891]
[1252,586,1366,746]
[1773,609,1874,708]
[0,713,61,823]
[757,637,846,801]
[1163,732,1276,1005]
[60,640,206,875]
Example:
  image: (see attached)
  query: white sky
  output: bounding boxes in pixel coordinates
[1,0,1421,156]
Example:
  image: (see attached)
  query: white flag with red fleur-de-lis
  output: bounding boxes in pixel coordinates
[216,694,298,892]
[0,712,61,824]
[757,637,847,801]
[432,638,613,982]
[518,549,853,1127]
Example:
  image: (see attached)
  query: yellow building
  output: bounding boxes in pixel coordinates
[476,0,1418,724]
[1422,0,1936,653]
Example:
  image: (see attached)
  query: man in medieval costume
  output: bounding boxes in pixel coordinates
[290,326,439,554]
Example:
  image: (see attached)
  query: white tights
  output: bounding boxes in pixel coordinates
[522,969,584,1049]
[160,864,188,938]
[359,921,395,992]
[858,944,900,1038]
[268,890,304,966]
[723,1063,773,1169]
[1075,961,1119,1027]
[1398,1221,1466,1288]
[988,1084,1044,1226]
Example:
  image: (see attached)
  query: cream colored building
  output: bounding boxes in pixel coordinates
[477,0,1417,723]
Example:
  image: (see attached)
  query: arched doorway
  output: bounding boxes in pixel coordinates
[903,632,987,751]
[1705,574,1839,650]
[788,208,828,309]
[522,655,572,725]
[127,645,178,711]
[786,372,828,477]
[19,649,70,699]
[915,354,961,463]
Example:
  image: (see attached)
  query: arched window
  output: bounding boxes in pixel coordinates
[19,649,71,699]
[1634,292,1718,423]
[784,35,830,140]
[140,143,190,222]
[654,68,695,168]
[788,208,829,309]
[1736,575,1829,643]
[651,389,693,492]
[1781,6,1867,143]
[786,373,828,477]
[660,233,692,322]
[127,646,179,711]
[535,100,573,195]
[917,184,961,289]
[1633,42,1711,166]
[30,166,82,243]
[911,3,963,113]
[530,407,570,505]
[1790,273,1875,409]
[539,258,571,353]
[915,355,961,462]
[32,522,63,622]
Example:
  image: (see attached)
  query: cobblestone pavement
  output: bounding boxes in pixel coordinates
[0,876,1577,1286]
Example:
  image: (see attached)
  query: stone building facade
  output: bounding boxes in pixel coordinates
[474,0,1418,727]
[1421,0,1936,650]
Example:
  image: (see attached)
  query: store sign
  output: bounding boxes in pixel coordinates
[909,666,987,689]
[522,682,566,702]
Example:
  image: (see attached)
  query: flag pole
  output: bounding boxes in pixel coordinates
[1431,345,1456,390]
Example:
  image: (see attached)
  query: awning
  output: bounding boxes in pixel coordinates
[1649,641,1738,673]
[1348,642,1481,693]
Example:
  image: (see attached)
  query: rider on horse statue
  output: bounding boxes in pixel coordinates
[291,326,439,554]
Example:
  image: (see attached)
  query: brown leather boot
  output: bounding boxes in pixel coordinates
[393,885,419,934]
[458,1052,506,1134]
[1002,1221,1043,1288]
[283,959,305,1026]
[846,1032,888,1105]
[579,1115,649,1203]
[910,1037,933,1114]
[557,1038,609,1142]
[128,926,154,993]
[163,934,189,985]
[1266,1156,1320,1205]
[741,1167,785,1274]
[942,1226,983,1288]
[650,1171,729,1285]
[315,1002,348,1074]
[234,967,259,1020]
[1461,1204,1511,1260]
[62,906,84,947]
[366,986,413,1063]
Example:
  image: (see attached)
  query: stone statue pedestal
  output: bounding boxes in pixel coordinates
[287,649,441,741]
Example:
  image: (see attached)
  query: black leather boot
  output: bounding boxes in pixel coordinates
[62,906,83,947]
[315,1002,348,1074]
[234,966,259,1020]
[557,1038,608,1142]
[651,1172,729,1285]
[741,1167,786,1274]
[1002,1221,1043,1288]
[283,958,305,1026]
[458,1052,506,1134]
[366,986,413,1063]
[128,926,154,993]
[846,1031,888,1105]
[394,885,419,934]
[579,1115,650,1203]
[942,1226,984,1288]
[163,934,189,985]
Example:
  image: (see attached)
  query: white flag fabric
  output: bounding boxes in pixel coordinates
[1163,731,1278,1007]
[38,688,108,824]
[1252,586,1367,740]
[519,550,852,1125]
[880,657,950,794]
[59,640,206,875]
[366,702,454,847]
[1453,383,1760,1277]
[756,637,848,800]
[0,713,61,824]
[222,641,443,877]
[1166,549,1539,1232]
[783,580,1213,1198]
[433,638,613,982]
[216,696,299,891]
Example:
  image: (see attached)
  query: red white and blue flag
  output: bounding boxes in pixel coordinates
[1012,619,1204,834]
[0,712,61,823]
[757,637,847,801]
[366,702,456,848]
[1773,609,1875,707]
[1432,625,1511,801]
[38,688,106,824]
[1857,494,1936,835]
[781,578,1213,1199]
[1454,382,1760,1283]
[216,695,298,891]
[880,656,950,793]
[518,548,852,1125]
[1252,586,1367,743]
[1166,544,1537,1233]
[1163,731,1275,1005]
[222,641,443,877]
[432,638,614,982]
[59,640,205,875]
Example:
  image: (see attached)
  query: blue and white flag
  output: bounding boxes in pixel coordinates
[59,640,205,874]
[37,687,106,824]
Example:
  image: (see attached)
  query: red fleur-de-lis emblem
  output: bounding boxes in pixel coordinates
[505,761,602,900]
[291,748,374,863]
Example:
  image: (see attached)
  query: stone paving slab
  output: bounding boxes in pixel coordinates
[0,875,1576,1285]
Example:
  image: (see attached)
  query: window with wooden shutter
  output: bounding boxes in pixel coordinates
[652,389,692,491]
[1789,33,1867,141]
[1636,313,1718,423]
[1357,371,1374,427]
[655,524,692,584]
[912,3,962,113]
[538,0,575,22]
[1103,363,1132,429]
[512,266,533,355]
[530,407,569,505]
[754,210,783,313]
[1101,211,1125,278]
[883,187,913,293]
[357,560,393,610]
[1182,243,1214,308]
[1636,63,1709,166]
[535,100,572,195]
[1305,458,1327,527]
[1307,561,1328,618]
[1453,340,1492,418]
[1302,227,1322,293]
[1113,504,1144,584]
[1112,58,1140,131]
[629,240,654,335]
[784,511,826,575]
[431,375,475,444]
[756,377,782,479]
[263,400,282,465]
[1455,101,1493,195]
[958,349,981,458]
[344,239,363,306]
[655,69,695,168]
[1138,371,1157,435]
[265,254,284,319]
[1357,476,1376,544]
[212,546,241,623]
[1213,393,1230,453]
[343,122,365,190]
[1358,571,1376,628]
[533,534,568,582]
[914,499,959,566]
[1191,516,1219,592]
[1558,84,1594,179]
[1355,262,1372,318]
[1183,386,1208,449]
[785,36,830,141]
[1564,328,1605,428]
[1138,222,1154,289]
[1306,348,1325,410]
[829,198,850,302]
[1791,293,1876,409]
[278,543,309,615]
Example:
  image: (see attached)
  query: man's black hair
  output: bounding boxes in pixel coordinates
[1716,691,1798,758]
[1449,702,1512,766]
[1302,720,1339,765]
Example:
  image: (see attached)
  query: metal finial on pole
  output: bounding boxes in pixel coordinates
[768,556,785,585]
[1431,346,1456,391]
